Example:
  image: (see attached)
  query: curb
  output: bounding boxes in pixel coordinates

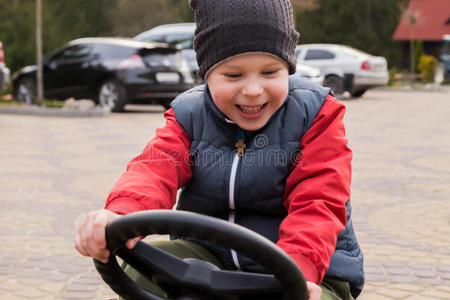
[0,105,110,117]
[375,85,450,93]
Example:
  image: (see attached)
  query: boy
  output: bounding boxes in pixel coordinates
[75,0,364,299]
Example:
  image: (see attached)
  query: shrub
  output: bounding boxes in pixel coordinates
[418,55,437,83]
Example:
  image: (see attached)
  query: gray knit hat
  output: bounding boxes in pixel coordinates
[189,0,300,79]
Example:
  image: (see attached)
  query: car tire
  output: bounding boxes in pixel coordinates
[323,75,344,95]
[14,77,36,104]
[351,88,367,98]
[98,79,127,112]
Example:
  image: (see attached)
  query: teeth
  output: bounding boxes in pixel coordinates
[239,104,264,113]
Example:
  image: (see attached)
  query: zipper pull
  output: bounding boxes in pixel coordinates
[235,138,246,157]
[235,128,246,157]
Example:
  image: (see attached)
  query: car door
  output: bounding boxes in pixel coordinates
[44,43,96,99]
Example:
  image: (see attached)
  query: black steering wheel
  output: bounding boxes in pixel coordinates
[94,210,308,300]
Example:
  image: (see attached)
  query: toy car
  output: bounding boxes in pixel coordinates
[94,210,308,300]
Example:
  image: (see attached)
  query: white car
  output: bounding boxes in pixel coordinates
[296,44,388,97]
[295,63,324,86]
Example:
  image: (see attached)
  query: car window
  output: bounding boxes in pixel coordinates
[304,49,335,60]
[141,50,182,67]
[52,44,92,63]
[93,44,135,60]
[135,31,193,49]
[295,48,303,59]
[135,32,165,43]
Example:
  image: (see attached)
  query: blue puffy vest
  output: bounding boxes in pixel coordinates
[171,76,364,297]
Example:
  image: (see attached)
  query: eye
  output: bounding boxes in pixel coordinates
[224,73,242,78]
[262,69,278,76]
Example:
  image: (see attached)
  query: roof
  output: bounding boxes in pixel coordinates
[68,37,172,49]
[393,0,450,41]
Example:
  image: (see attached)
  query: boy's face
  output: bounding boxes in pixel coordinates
[206,53,289,131]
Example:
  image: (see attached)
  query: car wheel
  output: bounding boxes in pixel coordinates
[351,88,367,98]
[14,77,36,104]
[323,75,344,95]
[98,79,127,112]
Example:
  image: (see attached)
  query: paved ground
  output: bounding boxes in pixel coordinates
[0,89,449,299]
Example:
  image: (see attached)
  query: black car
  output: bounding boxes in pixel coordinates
[12,37,195,111]
[134,23,202,83]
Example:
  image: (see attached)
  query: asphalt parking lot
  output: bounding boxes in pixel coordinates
[0,88,449,299]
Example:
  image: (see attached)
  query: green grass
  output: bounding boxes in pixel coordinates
[0,96,64,108]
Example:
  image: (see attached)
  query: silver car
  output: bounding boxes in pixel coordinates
[296,44,388,97]
[0,41,10,91]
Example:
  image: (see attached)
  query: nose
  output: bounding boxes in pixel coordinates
[242,80,263,97]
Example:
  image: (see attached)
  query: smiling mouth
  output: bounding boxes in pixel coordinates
[237,103,267,114]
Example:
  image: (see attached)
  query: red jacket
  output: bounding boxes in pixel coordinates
[105,94,351,284]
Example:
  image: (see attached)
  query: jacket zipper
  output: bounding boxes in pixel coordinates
[228,129,246,269]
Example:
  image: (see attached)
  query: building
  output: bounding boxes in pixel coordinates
[393,0,450,69]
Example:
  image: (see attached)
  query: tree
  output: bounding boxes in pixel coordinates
[294,0,402,67]
[106,0,189,37]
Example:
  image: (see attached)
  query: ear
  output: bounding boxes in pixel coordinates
[188,0,197,9]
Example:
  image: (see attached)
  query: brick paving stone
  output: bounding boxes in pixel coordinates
[441,273,450,280]
[18,278,47,286]
[72,277,102,285]
[61,291,96,299]
[366,273,388,282]
[413,270,439,278]
[13,287,48,298]
[46,273,73,282]
[418,278,444,286]
[19,269,50,278]
[386,268,411,275]
[2,281,24,291]
[359,293,394,300]
[383,261,407,268]
[59,265,88,274]
[437,265,450,272]
[66,283,101,292]
[39,282,67,293]
[389,276,415,284]
[376,288,412,299]
[436,285,450,293]
[385,283,426,293]
[365,266,385,274]
[420,289,450,299]
[404,295,439,300]
[409,263,433,270]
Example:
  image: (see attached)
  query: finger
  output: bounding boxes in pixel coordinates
[93,212,107,250]
[125,237,139,249]
[74,233,88,256]
[307,282,322,300]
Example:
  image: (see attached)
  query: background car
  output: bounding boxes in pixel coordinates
[295,63,324,86]
[296,44,389,97]
[12,37,195,112]
[135,23,327,86]
[0,41,10,91]
[134,23,202,83]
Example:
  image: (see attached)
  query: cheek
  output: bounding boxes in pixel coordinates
[210,85,235,110]
[269,79,289,106]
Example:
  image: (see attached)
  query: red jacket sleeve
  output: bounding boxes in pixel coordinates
[276,95,352,284]
[105,108,192,214]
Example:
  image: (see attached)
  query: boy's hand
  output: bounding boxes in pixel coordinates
[74,209,140,263]
[307,281,322,300]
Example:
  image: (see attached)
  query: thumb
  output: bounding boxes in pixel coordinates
[125,237,140,249]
